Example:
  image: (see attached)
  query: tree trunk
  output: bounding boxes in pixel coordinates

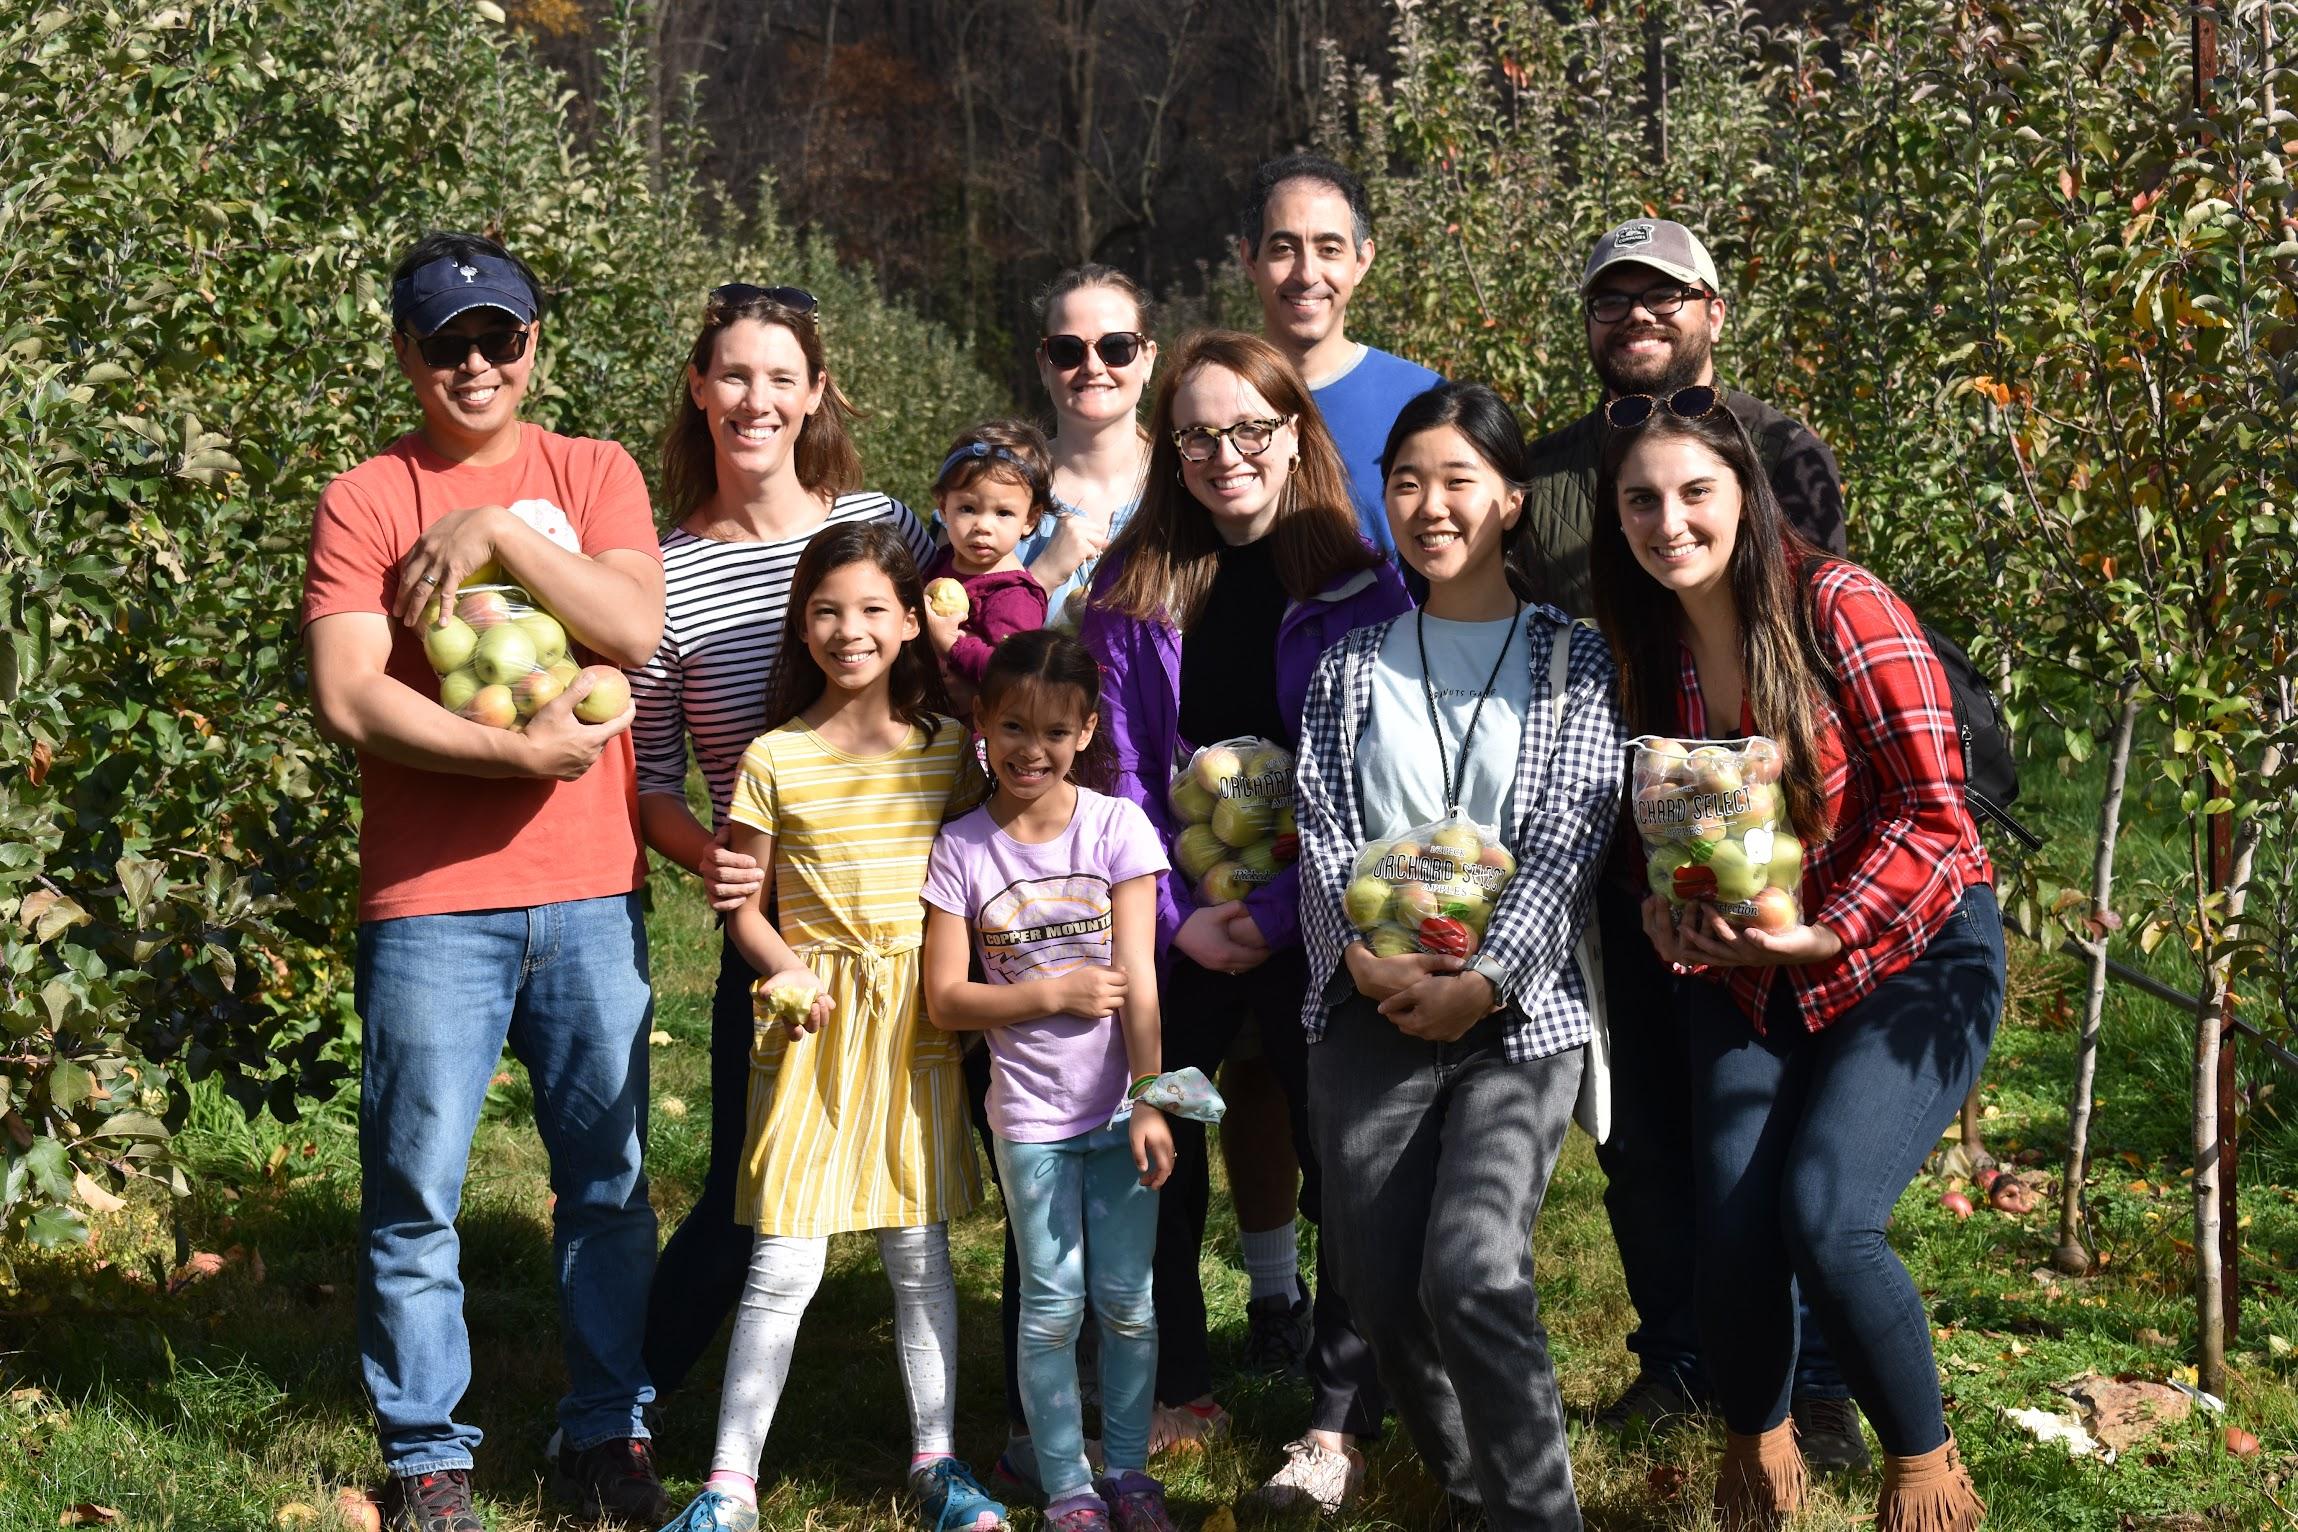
[2056,676,2142,1274]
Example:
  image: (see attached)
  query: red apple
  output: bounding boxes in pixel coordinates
[573,666,629,723]
[459,684,519,730]
[455,591,513,631]
[1742,736,1784,784]
[1749,885,1798,932]
[512,668,565,718]
[335,1490,382,1532]
[1940,1191,1974,1220]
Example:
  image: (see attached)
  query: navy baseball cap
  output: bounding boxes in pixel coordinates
[390,252,538,336]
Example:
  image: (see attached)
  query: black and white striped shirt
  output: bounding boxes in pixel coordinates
[628,491,935,824]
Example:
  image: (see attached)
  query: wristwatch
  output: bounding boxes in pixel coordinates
[1465,952,1510,1005]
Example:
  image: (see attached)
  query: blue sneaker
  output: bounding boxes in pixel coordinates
[909,1455,1009,1532]
[654,1488,758,1532]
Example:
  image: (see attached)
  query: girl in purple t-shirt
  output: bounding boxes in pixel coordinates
[921,630,1177,1532]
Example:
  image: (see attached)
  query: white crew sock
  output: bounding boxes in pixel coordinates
[1239,1221,1301,1304]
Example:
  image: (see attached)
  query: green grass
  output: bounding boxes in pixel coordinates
[7,784,2298,1529]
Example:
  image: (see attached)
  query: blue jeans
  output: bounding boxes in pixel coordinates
[355,893,659,1473]
[993,1119,1159,1501]
[1687,882,2004,1457]
[1590,882,1846,1401]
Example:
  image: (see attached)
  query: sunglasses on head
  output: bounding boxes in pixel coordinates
[1604,385,1722,430]
[708,283,820,317]
[408,325,531,370]
[1042,331,1148,371]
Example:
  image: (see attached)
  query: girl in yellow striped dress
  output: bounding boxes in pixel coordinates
[657,521,1004,1532]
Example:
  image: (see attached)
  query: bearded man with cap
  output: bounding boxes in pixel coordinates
[301,231,671,1531]
[1509,219,1870,1474]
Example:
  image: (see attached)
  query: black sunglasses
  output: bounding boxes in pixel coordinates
[1042,331,1148,371]
[709,283,820,316]
[408,326,531,369]
[1605,385,1722,430]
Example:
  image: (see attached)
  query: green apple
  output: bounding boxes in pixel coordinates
[473,622,539,686]
[423,614,479,674]
[1175,823,1227,883]
[547,659,581,690]
[463,558,503,586]
[1236,841,1280,879]
[1749,885,1799,931]
[518,611,569,667]
[1242,744,1294,789]
[1725,781,1777,832]
[1211,795,1272,848]
[573,665,630,723]
[1707,839,1763,903]
[455,590,514,631]
[1688,745,1744,793]
[1353,839,1393,881]
[1274,804,1297,839]
[1193,745,1244,795]
[460,683,519,730]
[1646,842,1694,899]
[1367,923,1419,958]
[1342,875,1392,930]
[437,667,482,714]
[1201,861,1253,904]
[1168,776,1217,825]
[512,667,565,718]
[1429,823,1483,864]
[1766,832,1804,891]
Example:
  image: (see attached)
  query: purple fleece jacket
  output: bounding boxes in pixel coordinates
[1079,552,1413,955]
[922,549,1050,684]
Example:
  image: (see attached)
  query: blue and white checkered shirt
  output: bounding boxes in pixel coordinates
[1295,607,1625,1062]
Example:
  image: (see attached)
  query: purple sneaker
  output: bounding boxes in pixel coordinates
[1095,1471,1178,1532]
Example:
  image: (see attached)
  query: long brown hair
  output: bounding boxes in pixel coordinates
[762,521,950,743]
[1589,409,1836,844]
[660,290,864,524]
[1093,330,1377,627]
[976,629,1117,793]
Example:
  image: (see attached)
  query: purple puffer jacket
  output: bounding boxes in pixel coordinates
[1080,552,1413,955]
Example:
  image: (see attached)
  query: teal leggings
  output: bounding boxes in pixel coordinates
[993,1119,1159,1501]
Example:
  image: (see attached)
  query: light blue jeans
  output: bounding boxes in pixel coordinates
[354,893,658,1473]
[993,1118,1159,1501]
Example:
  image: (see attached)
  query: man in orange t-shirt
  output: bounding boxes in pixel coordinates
[302,232,670,1532]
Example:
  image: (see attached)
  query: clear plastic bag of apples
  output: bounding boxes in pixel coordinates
[1167,737,1298,904]
[420,570,627,731]
[1341,813,1516,958]
[1630,735,1802,930]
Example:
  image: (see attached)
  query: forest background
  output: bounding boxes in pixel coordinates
[6,0,2298,1526]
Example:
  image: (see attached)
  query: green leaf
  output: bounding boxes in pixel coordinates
[22,1138,73,1204]
[24,1203,88,1249]
[46,1059,93,1112]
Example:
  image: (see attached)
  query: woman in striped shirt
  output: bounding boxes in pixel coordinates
[1588,398,2001,1532]
[630,285,934,1398]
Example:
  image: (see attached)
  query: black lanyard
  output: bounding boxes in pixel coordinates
[1416,603,1520,818]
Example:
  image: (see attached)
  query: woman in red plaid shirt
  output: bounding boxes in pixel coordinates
[1587,398,2003,1532]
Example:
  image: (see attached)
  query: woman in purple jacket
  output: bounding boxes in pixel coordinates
[1080,330,1411,1513]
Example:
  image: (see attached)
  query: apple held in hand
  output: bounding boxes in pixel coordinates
[1749,885,1798,932]
[473,622,540,686]
[573,666,630,723]
[924,578,970,620]
[455,590,514,631]
[547,658,581,690]
[1367,923,1419,958]
[757,973,821,1030]
[423,615,479,674]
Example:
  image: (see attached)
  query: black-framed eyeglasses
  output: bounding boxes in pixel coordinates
[1172,417,1289,463]
[1604,385,1722,430]
[708,283,820,317]
[409,326,531,369]
[1043,331,1149,371]
[1583,283,1715,325]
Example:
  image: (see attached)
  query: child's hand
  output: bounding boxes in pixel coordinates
[1130,1102,1174,1189]
[1053,963,1129,1019]
[924,602,963,655]
[761,965,830,1039]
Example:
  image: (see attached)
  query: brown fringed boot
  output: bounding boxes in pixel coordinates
[1876,1434,1985,1532]
[1712,1419,1807,1530]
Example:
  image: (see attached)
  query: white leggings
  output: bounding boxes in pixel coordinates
[708,1224,960,1478]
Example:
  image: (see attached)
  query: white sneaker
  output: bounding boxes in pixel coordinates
[1242,1437,1365,1517]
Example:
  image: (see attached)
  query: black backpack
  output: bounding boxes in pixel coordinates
[1917,621,2043,852]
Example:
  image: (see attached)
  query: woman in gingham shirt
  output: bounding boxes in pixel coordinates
[1589,399,2000,1532]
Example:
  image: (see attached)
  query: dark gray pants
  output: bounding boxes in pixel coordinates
[1308,995,1583,1531]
